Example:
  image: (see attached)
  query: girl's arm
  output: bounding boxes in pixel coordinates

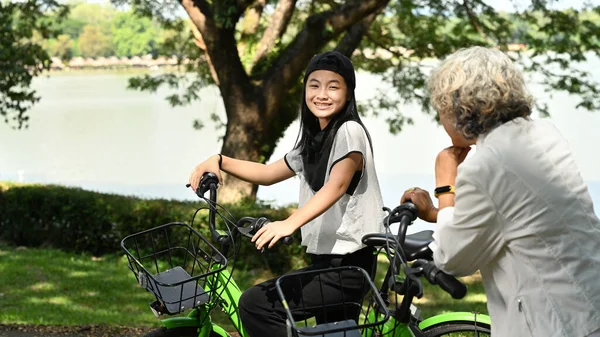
[252,152,363,250]
[188,154,295,190]
[221,156,295,186]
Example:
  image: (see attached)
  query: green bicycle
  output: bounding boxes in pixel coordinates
[121,172,387,337]
[277,202,491,337]
[121,173,491,336]
[358,202,491,336]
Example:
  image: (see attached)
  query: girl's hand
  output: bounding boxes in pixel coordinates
[400,187,438,223]
[435,146,471,186]
[252,220,297,250]
[188,155,223,191]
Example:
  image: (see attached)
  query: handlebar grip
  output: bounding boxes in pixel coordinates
[435,271,467,299]
[237,217,293,246]
[197,172,219,196]
[383,202,418,226]
[256,218,293,246]
[422,261,467,299]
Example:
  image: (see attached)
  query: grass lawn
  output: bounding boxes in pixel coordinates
[0,243,161,327]
[0,243,488,331]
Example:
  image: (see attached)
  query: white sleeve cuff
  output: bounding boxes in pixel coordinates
[437,206,455,225]
[429,207,455,251]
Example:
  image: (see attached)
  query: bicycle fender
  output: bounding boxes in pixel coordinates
[161,317,200,329]
[418,312,491,330]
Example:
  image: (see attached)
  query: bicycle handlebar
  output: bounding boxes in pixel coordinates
[188,172,293,249]
[378,201,467,306]
[186,172,222,244]
[236,217,293,245]
[384,202,418,246]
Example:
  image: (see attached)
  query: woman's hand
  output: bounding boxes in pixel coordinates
[400,187,438,223]
[188,155,223,191]
[252,220,297,250]
[435,146,471,186]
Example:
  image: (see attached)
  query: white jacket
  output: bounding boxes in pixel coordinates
[433,118,600,337]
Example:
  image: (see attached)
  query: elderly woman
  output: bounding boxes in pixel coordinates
[402,46,600,337]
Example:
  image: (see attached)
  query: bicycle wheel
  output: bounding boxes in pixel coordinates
[422,321,491,337]
[141,327,227,337]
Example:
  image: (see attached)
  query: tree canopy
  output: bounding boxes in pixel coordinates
[0,0,68,129]
[114,0,600,200]
[3,0,600,200]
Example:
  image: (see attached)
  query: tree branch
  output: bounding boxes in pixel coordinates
[241,0,266,37]
[190,22,220,86]
[335,10,380,57]
[236,0,256,12]
[189,0,213,18]
[364,31,406,58]
[463,0,490,42]
[180,0,254,118]
[262,0,390,118]
[239,0,266,59]
[252,0,297,67]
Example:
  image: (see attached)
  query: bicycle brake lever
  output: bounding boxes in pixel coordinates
[236,226,255,238]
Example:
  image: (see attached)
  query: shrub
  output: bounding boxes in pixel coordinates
[0,184,304,273]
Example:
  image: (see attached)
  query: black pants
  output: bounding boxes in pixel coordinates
[238,247,376,337]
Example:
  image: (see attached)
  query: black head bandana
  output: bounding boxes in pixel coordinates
[303,51,356,91]
[301,51,357,192]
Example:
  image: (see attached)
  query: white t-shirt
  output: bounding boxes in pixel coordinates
[285,121,385,255]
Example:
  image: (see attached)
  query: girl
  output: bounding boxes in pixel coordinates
[188,51,385,337]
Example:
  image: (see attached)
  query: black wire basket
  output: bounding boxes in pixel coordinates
[121,222,227,315]
[276,266,390,337]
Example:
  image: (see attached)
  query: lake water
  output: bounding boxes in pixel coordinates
[1,66,599,233]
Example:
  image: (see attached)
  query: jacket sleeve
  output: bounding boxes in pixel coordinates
[432,171,505,276]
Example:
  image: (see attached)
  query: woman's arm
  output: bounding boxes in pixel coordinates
[432,176,504,276]
[252,152,363,250]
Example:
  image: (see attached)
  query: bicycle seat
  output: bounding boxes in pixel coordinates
[362,230,434,261]
[405,230,434,260]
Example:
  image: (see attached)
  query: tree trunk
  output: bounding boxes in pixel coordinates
[217,85,300,203]
[218,102,263,203]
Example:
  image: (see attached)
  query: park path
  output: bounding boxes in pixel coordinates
[0,325,242,337]
[0,325,149,337]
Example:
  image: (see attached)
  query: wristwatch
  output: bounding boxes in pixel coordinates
[434,185,455,198]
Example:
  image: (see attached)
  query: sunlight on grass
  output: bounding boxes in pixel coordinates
[69,270,91,278]
[0,243,488,330]
[27,296,71,305]
[30,282,56,292]
[0,245,163,327]
[413,297,431,304]
[464,294,487,303]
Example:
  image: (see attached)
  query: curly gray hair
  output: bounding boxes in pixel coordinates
[428,46,534,139]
